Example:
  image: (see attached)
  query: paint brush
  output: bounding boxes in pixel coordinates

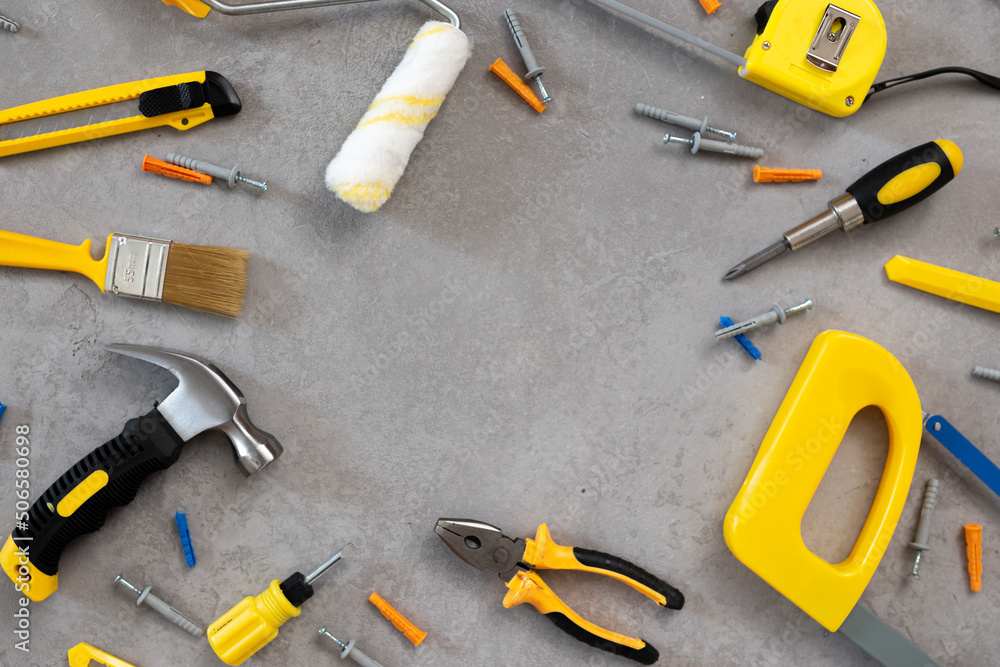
[0,230,248,317]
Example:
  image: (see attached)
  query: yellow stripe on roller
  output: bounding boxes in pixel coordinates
[334,183,394,213]
[57,470,109,517]
[413,24,454,41]
[356,110,439,130]
[368,95,444,111]
[877,163,942,206]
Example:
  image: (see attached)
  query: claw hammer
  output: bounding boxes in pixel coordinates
[1,344,283,601]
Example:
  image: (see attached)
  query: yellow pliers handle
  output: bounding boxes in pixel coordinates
[502,524,684,665]
[524,524,684,609]
[504,570,659,664]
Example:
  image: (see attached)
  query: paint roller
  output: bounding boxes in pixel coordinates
[162,0,471,213]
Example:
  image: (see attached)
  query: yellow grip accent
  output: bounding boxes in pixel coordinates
[885,255,1000,314]
[523,524,667,606]
[57,470,110,518]
[503,570,646,651]
[208,581,300,666]
[935,139,963,176]
[68,642,141,667]
[0,231,111,291]
[1,534,58,602]
[724,331,922,632]
[876,163,941,206]
[161,0,212,18]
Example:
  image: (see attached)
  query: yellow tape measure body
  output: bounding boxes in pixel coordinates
[740,0,887,117]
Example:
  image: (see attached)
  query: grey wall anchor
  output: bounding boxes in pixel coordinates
[504,10,552,104]
[908,479,939,578]
[664,132,764,159]
[115,574,204,637]
[635,103,736,142]
[167,153,268,192]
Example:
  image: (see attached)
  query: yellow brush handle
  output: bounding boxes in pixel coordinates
[886,255,1000,313]
[0,230,110,290]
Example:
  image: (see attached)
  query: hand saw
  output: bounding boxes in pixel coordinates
[0,71,241,158]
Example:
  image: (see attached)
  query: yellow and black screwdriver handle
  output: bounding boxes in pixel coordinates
[846,139,963,223]
[503,524,684,665]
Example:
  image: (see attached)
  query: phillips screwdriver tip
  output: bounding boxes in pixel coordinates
[724,239,790,280]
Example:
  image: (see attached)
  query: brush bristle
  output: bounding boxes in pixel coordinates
[161,243,249,317]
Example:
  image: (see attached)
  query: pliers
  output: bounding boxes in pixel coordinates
[435,519,684,665]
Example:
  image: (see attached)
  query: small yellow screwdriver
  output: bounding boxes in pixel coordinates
[725,140,963,279]
[207,543,355,666]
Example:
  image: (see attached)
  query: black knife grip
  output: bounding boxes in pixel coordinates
[12,408,185,577]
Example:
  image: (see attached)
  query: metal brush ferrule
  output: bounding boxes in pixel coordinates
[105,234,172,301]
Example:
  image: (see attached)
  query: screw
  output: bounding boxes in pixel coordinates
[319,627,349,651]
[994,227,1000,239]
[715,299,813,340]
[0,15,17,33]
[319,626,386,667]
[635,103,736,142]
[973,365,1000,382]
[663,132,764,159]
[909,479,939,578]
[114,574,204,637]
[762,41,771,50]
[845,96,855,107]
[533,75,552,105]
[167,153,267,192]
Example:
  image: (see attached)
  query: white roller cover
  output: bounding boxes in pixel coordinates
[326,21,471,213]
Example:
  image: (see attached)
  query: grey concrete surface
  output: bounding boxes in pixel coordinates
[0,1,998,665]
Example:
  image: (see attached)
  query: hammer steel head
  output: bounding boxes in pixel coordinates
[105,344,283,477]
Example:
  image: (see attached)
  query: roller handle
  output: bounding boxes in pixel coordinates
[847,140,962,223]
[6,409,184,588]
[503,10,544,79]
[574,548,685,610]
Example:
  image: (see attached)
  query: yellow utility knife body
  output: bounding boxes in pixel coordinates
[0,71,240,158]
[724,331,940,666]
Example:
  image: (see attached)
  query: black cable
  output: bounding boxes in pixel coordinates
[868,67,1000,97]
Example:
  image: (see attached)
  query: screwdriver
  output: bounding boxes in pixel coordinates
[207,543,355,666]
[724,140,963,280]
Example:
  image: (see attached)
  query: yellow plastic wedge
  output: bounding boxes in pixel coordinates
[724,331,922,631]
[886,255,1000,314]
[0,231,110,291]
[161,0,213,18]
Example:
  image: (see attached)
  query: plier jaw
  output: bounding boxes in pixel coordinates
[434,519,527,580]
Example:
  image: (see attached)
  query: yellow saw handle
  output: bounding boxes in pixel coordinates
[0,230,109,290]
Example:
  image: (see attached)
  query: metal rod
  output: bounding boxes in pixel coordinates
[588,0,746,67]
[305,542,357,585]
[201,0,460,27]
